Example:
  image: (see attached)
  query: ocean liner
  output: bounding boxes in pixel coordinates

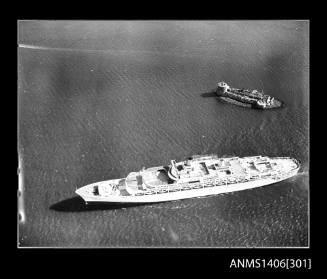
[75,154,300,203]
[216,81,282,109]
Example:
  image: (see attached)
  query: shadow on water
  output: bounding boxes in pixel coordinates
[50,196,161,212]
[200,91,217,98]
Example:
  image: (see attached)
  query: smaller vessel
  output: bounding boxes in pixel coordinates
[215,81,282,109]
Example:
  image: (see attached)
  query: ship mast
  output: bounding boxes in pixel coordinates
[168,160,180,180]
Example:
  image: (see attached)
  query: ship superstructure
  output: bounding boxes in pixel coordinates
[75,154,300,203]
[216,82,282,109]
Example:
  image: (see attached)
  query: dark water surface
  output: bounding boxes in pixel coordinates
[18,21,309,247]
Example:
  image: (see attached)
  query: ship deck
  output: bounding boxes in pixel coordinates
[142,168,170,186]
[125,167,171,191]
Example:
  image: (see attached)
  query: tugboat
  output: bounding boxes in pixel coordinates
[75,154,299,203]
[215,82,282,109]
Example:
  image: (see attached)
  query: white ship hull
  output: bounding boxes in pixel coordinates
[76,155,300,204]
[77,169,299,203]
